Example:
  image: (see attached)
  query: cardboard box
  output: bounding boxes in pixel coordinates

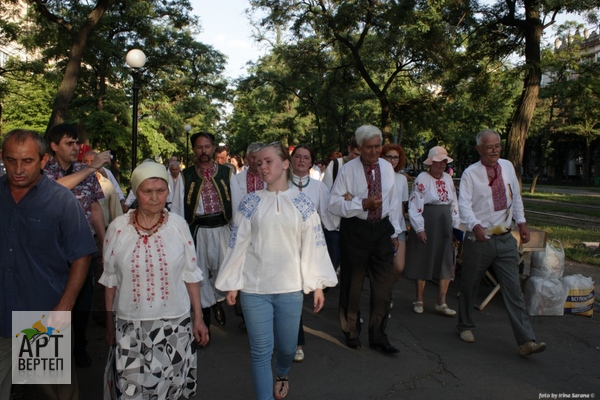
[511,227,547,251]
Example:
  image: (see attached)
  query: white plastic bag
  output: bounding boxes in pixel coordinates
[561,274,595,317]
[525,276,566,316]
[531,239,565,279]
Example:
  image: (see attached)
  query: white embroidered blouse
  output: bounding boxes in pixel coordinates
[215,189,338,295]
[408,172,460,233]
[99,211,203,321]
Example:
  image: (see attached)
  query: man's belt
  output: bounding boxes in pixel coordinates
[465,228,511,242]
[193,212,228,228]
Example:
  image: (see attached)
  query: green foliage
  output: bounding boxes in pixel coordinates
[2,0,599,181]
[1,0,228,173]
[0,0,21,49]
[248,0,478,137]
[0,70,54,134]
[536,22,600,184]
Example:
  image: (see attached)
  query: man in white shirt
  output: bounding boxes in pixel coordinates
[457,129,546,357]
[231,142,265,212]
[103,166,126,212]
[167,160,184,217]
[329,125,401,354]
[321,137,361,190]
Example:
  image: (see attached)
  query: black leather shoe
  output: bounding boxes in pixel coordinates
[345,337,361,349]
[369,342,400,354]
[212,302,226,326]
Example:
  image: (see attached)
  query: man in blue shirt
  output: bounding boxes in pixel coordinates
[0,129,97,400]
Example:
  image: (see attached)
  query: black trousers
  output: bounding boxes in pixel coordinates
[339,217,395,345]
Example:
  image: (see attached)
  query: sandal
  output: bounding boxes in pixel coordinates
[413,301,424,314]
[435,303,456,316]
[275,375,289,399]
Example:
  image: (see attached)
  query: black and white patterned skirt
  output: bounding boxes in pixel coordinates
[114,315,197,399]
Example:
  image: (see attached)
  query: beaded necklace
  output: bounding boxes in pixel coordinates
[134,210,165,244]
[291,175,310,190]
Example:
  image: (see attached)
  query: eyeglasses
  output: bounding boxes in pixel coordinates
[385,155,400,161]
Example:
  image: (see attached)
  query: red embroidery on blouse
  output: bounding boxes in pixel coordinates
[435,179,449,203]
[130,233,170,305]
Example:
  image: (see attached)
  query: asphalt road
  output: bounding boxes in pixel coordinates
[13,259,599,400]
[11,184,600,400]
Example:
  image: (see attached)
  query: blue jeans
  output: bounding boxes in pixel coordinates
[241,291,303,400]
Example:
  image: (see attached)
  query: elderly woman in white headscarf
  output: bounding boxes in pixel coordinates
[100,161,209,400]
[404,146,460,317]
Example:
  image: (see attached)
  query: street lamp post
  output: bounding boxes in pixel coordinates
[184,124,192,167]
[126,49,147,170]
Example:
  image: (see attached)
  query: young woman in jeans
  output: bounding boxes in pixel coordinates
[216,142,337,400]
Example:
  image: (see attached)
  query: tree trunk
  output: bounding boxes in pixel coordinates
[506,3,542,186]
[44,0,111,131]
[379,98,391,139]
[583,135,591,186]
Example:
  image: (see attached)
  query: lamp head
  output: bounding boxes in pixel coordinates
[126,49,146,68]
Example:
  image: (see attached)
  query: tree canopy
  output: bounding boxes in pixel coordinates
[1,0,599,185]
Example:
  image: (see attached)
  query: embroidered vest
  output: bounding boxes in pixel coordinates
[182,163,233,224]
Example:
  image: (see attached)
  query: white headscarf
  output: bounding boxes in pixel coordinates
[130,161,169,194]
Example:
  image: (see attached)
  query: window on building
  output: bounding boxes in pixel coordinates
[0,51,8,68]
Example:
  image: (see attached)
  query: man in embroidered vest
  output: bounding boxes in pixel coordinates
[328,125,402,354]
[180,132,238,330]
[457,129,546,357]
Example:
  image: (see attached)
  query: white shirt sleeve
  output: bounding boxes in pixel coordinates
[104,167,125,201]
[321,159,336,190]
[230,172,244,217]
[124,189,136,207]
[215,193,255,292]
[505,160,526,225]
[408,173,427,233]
[300,211,338,293]
[328,160,369,219]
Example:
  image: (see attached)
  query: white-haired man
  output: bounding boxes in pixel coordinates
[457,129,546,357]
[328,125,402,354]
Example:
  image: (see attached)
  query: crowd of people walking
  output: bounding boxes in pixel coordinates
[0,124,546,400]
